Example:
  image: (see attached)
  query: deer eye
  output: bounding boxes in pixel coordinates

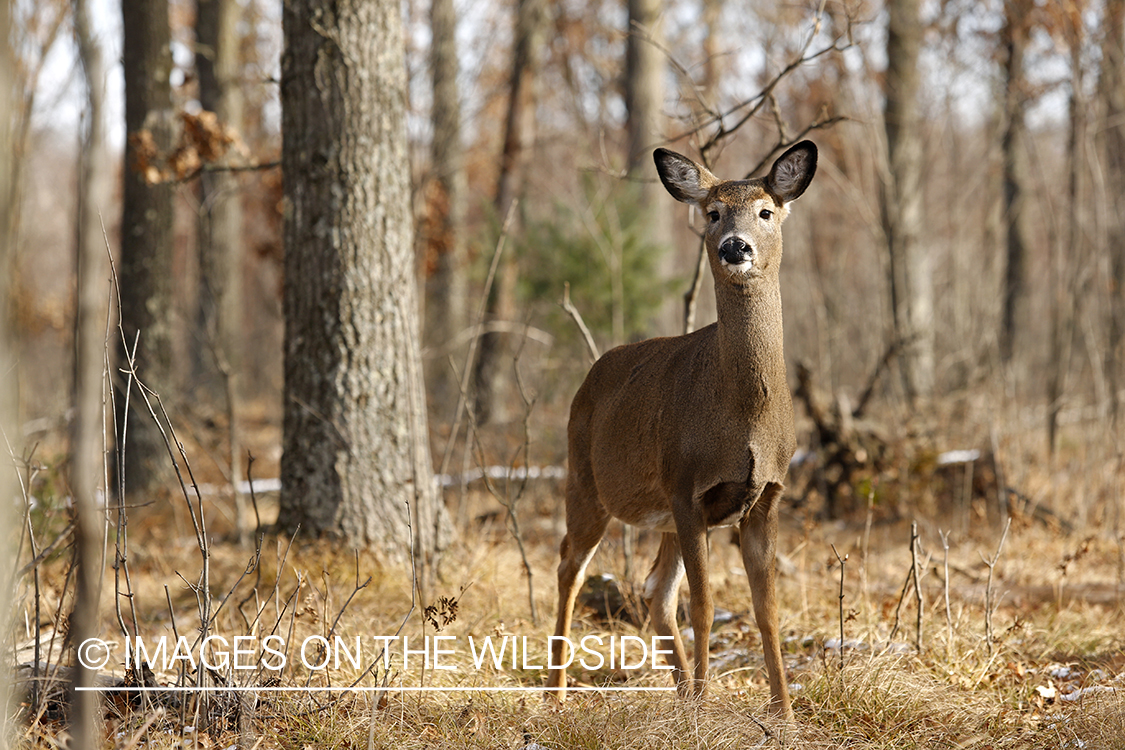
[759,209,773,220]
[707,210,720,223]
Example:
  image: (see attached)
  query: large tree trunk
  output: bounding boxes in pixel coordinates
[118,0,176,490]
[424,0,467,413]
[999,0,1032,366]
[1102,0,1125,428]
[196,0,247,540]
[881,0,933,401]
[279,0,450,560]
[473,0,548,425]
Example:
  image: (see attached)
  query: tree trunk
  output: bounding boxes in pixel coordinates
[881,0,933,401]
[0,0,12,379]
[118,0,176,490]
[279,0,450,560]
[424,0,467,413]
[0,3,14,738]
[625,0,666,176]
[999,0,1032,366]
[1102,0,1125,428]
[625,0,671,335]
[1048,9,1085,456]
[196,0,247,541]
[473,0,548,425]
[71,0,110,746]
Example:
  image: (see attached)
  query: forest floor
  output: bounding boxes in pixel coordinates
[9,401,1125,750]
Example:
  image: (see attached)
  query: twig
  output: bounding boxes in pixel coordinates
[437,200,518,484]
[980,518,1011,655]
[560,281,600,363]
[852,336,912,419]
[910,522,924,653]
[683,235,708,335]
[887,566,913,644]
[830,544,848,671]
[174,160,281,184]
[939,529,953,657]
[15,521,75,578]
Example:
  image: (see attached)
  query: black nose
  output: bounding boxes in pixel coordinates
[719,237,751,264]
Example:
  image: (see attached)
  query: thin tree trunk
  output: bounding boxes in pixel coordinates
[71,0,109,745]
[1048,9,1085,456]
[424,0,467,412]
[882,0,933,401]
[473,0,548,424]
[0,0,14,735]
[279,0,451,560]
[1000,0,1032,367]
[1102,0,1125,428]
[625,0,671,328]
[196,0,246,542]
[118,0,175,491]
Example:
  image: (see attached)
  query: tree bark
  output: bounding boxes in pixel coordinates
[473,0,548,425]
[999,0,1032,366]
[881,0,933,401]
[196,0,247,540]
[1102,0,1125,427]
[279,0,450,560]
[424,0,467,412]
[118,0,176,491]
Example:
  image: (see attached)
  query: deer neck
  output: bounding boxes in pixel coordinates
[713,274,787,397]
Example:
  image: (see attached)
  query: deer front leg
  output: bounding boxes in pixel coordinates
[673,501,713,697]
[740,483,793,719]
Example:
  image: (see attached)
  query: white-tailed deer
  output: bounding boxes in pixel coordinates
[546,142,816,718]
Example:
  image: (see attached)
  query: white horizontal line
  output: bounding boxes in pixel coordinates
[76,686,675,693]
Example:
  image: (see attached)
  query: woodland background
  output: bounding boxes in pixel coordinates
[2,0,1125,747]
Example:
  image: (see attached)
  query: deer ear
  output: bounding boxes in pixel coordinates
[767,141,817,204]
[654,149,716,205]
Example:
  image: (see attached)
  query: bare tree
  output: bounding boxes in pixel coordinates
[118,0,175,490]
[1101,0,1125,428]
[0,0,12,371]
[0,1,14,738]
[278,0,451,559]
[999,0,1033,366]
[474,0,548,424]
[625,0,671,330]
[70,0,109,745]
[424,0,468,411]
[882,0,934,400]
[195,0,247,540]
[1047,1,1087,454]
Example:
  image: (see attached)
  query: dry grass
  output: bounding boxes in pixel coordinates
[8,410,1125,750]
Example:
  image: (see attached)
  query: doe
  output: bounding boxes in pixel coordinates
[546,142,817,719]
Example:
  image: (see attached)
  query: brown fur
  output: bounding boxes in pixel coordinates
[546,143,817,719]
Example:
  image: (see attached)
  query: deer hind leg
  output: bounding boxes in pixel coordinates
[644,531,689,691]
[546,480,609,700]
[739,482,793,719]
